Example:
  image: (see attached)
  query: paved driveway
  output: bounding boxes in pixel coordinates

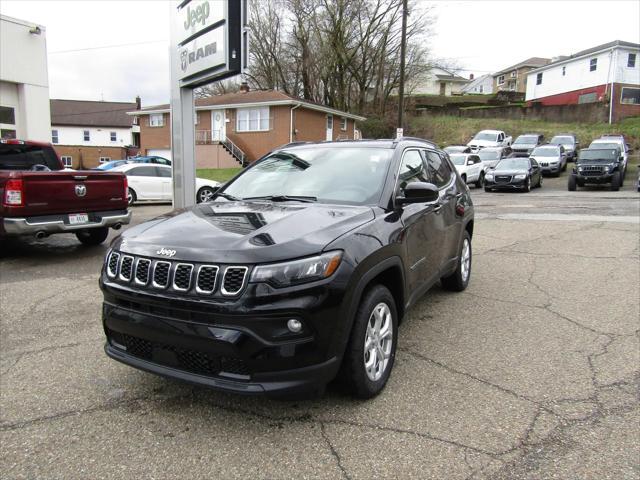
[1,179,639,479]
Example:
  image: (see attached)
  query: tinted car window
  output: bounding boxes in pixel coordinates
[0,144,61,171]
[397,149,429,195]
[424,151,452,188]
[128,166,158,177]
[157,167,172,178]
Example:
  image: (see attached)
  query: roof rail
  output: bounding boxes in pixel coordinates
[391,136,437,147]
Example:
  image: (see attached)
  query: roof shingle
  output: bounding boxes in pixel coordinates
[50,99,137,127]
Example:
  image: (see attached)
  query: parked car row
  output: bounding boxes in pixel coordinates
[94,155,172,171]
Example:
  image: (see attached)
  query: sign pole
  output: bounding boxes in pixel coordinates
[170,3,196,210]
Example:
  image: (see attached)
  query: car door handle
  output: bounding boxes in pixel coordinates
[433,204,443,213]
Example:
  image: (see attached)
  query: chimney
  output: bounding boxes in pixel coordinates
[239,82,250,93]
[135,95,141,110]
[469,73,474,80]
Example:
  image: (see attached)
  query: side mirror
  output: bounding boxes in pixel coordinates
[467,159,475,166]
[396,182,439,205]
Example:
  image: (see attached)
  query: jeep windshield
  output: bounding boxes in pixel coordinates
[514,135,538,144]
[578,149,619,163]
[532,146,559,157]
[449,154,467,166]
[472,132,498,141]
[478,149,500,161]
[221,146,392,205]
[495,158,529,171]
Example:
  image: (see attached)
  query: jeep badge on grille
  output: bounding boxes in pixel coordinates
[156,247,177,257]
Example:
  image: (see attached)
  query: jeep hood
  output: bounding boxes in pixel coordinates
[113,201,374,263]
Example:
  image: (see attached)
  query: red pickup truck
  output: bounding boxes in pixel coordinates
[1,139,130,245]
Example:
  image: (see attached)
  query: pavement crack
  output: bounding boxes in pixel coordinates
[3,341,84,360]
[320,422,351,480]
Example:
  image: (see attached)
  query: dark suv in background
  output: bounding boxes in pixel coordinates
[100,139,474,399]
[569,147,625,191]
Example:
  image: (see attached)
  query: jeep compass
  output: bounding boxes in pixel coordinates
[100,139,474,399]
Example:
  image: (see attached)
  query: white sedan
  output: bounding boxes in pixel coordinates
[449,153,486,188]
[112,164,221,205]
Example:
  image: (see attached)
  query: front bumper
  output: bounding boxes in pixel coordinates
[540,164,561,174]
[100,268,350,396]
[576,173,614,184]
[3,209,131,236]
[484,178,528,190]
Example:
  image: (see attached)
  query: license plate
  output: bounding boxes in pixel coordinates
[69,213,89,225]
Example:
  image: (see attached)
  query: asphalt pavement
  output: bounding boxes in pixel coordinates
[1,165,639,479]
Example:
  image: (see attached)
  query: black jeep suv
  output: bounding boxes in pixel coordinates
[569,147,625,191]
[100,139,474,399]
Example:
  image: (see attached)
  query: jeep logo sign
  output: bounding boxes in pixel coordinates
[176,0,225,45]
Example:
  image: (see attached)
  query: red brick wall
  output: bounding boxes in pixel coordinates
[53,146,127,169]
[140,113,171,153]
[611,83,640,122]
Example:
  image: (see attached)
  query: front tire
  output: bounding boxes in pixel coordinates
[522,176,531,192]
[568,175,577,191]
[475,172,485,188]
[342,285,398,399]
[461,174,467,185]
[441,230,472,292]
[537,175,543,188]
[610,172,621,191]
[75,227,109,246]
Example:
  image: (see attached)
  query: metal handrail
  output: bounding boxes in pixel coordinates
[222,136,246,166]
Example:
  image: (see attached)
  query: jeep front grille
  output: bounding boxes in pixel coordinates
[135,259,151,285]
[119,255,134,281]
[153,261,171,288]
[173,264,193,291]
[196,265,218,294]
[107,252,120,278]
[107,253,247,296]
[222,267,249,295]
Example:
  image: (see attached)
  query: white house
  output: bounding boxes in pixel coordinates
[0,14,51,142]
[525,40,640,122]
[411,67,469,96]
[50,99,140,169]
[461,74,493,95]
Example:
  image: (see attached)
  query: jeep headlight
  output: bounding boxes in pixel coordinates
[578,166,583,172]
[250,251,343,287]
[603,166,610,173]
[485,173,493,180]
[514,174,527,180]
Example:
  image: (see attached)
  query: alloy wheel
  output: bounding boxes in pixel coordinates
[461,238,471,283]
[364,302,393,381]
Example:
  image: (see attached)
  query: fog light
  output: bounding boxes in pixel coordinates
[287,319,302,333]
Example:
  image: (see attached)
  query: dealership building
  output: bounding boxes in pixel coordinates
[0,14,51,142]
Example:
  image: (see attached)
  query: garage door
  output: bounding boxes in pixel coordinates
[146,149,172,162]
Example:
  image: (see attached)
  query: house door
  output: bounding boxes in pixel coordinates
[211,110,226,142]
[439,82,446,95]
[326,115,333,141]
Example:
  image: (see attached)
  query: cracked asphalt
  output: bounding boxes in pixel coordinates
[1,167,639,479]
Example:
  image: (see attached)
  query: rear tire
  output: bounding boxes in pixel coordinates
[475,172,485,188]
[568,175,577,191]
[441,231,472,292]
[341,285,398,399]
[75,227,109,246]
[461,174,467,184]
[610,172,621,191]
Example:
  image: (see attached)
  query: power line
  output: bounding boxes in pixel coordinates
[49,39,168,55]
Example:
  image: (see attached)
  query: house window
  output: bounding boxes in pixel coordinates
[589,58,597,72]
[327,115,333,130]
[61,156,72,168]
[99,157,111,163]
[149,114,164,127]
[479,85,483,93]
[510,71,516,78]
[52,129,59,144]
[562,66,566,76]
[110,131,117,142]
[628,53,637,68]
[236,107,270,132]
[578,92,598,104]
[497,75,505,85]
[83,130,90,142]
[620,87,640,105]
[0,106,16,139]
[340,117,347,131]
[536,73,543,85]
[194,112,199,125]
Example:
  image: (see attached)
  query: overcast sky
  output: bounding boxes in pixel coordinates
[1,0,638,107]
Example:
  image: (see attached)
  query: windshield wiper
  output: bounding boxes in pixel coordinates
[244,195,317,203]
[215,192,242,201]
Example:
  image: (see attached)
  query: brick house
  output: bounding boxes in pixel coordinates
[492,57,551,94]
[131,89,366,168]
[525,40,640,122]
[50,99,140,169]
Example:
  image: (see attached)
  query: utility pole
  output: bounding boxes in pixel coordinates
[397,0,408,138]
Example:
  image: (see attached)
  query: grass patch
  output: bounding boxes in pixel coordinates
[408,115,640,149]
[196,168,242,183]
